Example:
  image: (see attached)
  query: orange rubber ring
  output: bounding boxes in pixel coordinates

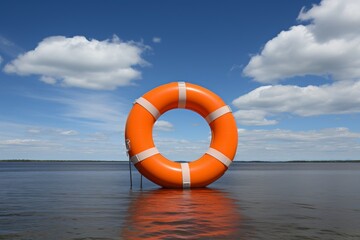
[125,82,238,188]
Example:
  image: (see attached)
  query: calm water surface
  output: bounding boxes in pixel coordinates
[1,162,360,239]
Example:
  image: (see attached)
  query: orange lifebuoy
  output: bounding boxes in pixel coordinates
[125,82,238,188]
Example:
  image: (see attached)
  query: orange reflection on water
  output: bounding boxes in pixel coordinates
[121,188,242,239]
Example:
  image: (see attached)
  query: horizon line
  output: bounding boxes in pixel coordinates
[1,159,360,163]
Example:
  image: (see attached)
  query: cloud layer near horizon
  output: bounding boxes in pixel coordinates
[234,0,360,126]
[4,35,148,90]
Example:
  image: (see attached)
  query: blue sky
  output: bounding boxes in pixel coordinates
[1,0,360,161]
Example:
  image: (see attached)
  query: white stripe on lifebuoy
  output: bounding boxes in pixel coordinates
[205,105,232,124]
[178,82,187,108]
[130,147,159,164]
[206,148,232,167]
[181,163,191,188]
[135,97,160,120]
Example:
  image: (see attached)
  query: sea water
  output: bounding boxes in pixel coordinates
[1,161,360,239]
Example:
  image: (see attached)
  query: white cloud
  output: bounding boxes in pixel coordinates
[30,90,128,132]
[154,120,174,131]
[152,37,161,43]
[60,93,127,132]
[0,139,40,145]
[1,121,359,161]
[27,126,78,136]
[236,127,360,161]
[40,76,56,84]
[243,0,360,83]
[232,81,360,123]
[4,35,149,90]
[154,137,209,161]
[233,109,277,126]
[298,0,360,41]
[151,127,360,161]
[28,128,41,134]
[235,0,360,125]
[0,90,129,160]
[59,130,78,136]
[0,120,125,160]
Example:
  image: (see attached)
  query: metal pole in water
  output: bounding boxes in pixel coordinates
[129,158,133,189]
[126,139,133,189]
[140,174,143,188]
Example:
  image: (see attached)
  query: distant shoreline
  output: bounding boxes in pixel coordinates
[1,159,360,163]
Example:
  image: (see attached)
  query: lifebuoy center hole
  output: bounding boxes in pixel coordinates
[152,109,211,162]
